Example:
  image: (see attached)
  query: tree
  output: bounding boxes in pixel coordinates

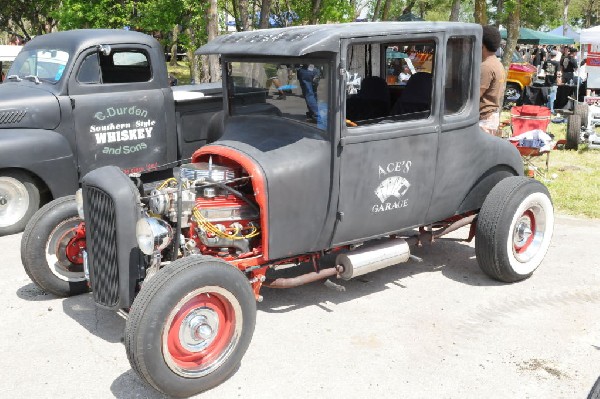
[0,0,60,39]
[449,0,461,21]
[474,0,488,24]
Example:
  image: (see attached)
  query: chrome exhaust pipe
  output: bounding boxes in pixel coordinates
[336,239,410,280]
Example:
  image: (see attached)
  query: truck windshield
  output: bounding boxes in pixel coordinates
[7,48,70,84]
[226,60,330,130]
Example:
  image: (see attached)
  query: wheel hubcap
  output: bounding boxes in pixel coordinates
[180,309,219,352]
[0,177,30,228]
[163,286,243,378]
[512,207,544,263]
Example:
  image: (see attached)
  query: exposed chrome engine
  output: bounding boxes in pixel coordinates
[145,160,260,258]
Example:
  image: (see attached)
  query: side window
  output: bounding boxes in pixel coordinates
[99,50,152,83]
[77,53,101,84]
[346,40,435,127]
[445,36,474,115]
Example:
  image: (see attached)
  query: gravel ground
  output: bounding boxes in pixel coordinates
[0,215,599,399]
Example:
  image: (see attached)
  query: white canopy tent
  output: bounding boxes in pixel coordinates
[0,45,22,62]
[579,26,600,90]
[580,26,600,44]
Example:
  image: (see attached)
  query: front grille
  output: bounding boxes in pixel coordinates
[84,186,120,307]
[0,110,26,125]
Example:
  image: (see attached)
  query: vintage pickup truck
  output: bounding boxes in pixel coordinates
[24,22,554,398]
[0,29,223,235]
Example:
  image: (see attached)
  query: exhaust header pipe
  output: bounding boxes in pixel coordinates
[336,239,410,280]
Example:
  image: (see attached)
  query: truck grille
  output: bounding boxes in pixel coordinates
[0,110,26,125]
[84,186,120,307]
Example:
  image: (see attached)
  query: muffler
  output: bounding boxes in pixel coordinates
[336,239,410,280]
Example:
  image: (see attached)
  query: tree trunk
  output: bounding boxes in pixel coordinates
[502,0,520,70]
[473,0,487,25]
[372,0,382,21]
[207,0,221,82]
[563,0,571,36]
[449,0,460,22]
[259,0,272,29]
[239,0,250,31]
[402,0,417,15]
[310,0,322,24]
[169,25,179,67]
[381,0,392,20]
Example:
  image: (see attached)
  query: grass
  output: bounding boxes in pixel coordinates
[502,110,600,219]
[166,61,192,85]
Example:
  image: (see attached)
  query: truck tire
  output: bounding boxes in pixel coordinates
[574,101,589,126]
[475,177,554,283]
[566,114,582,150]
[20,196,88,297]
[125,256,256,398]
[0,170,41,235]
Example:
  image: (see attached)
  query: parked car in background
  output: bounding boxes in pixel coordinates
[503,50,537,105]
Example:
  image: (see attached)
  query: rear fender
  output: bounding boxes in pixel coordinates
[457,166,519,213]
[0,129,79,198]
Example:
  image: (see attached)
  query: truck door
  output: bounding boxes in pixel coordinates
[332,36,441,245]
[67,46,171,176]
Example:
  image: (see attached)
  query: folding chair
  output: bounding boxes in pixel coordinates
[509,105,553,178]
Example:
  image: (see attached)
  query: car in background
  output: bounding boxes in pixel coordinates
[503,50,537,105]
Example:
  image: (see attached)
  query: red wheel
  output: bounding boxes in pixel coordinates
[164,287,242,377]
[21,196,89,297]
[125,256,256,398]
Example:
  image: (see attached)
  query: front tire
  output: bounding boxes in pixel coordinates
[476,177,554,283]
[0,170,41,235]
[125,256,256,398]
[20,196,88,297]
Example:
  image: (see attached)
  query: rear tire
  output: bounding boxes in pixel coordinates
[574,101,589,125]
[0,170,41,236]
[20,196,88,297]
[125,256,256,398]
[476,177,554,283]
[566,114,582,150]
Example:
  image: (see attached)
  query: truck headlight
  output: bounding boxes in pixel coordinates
[75,189,84,220]
[136,217,173,255]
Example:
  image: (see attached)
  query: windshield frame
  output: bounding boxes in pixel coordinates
[223,55,335,135]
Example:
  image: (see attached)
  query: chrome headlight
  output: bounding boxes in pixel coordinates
[75,189,84,220]
[136,217,173,255]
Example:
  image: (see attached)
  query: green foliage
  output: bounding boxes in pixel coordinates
[0,0,60,38]
[56,0,135,30]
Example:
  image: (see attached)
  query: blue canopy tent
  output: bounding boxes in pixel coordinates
[548,25,580,43]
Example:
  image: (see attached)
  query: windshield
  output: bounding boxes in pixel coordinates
[7,48,70,84]
[227,60,330,131]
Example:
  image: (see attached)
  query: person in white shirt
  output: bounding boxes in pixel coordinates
[399,66,411,85]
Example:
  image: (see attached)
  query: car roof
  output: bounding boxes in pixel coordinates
[23,29,158,55]
[197,22,482,57]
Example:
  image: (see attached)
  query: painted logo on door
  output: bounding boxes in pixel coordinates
[372,161,411,213]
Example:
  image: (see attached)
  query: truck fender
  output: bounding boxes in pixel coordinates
[0,129,79,198]
[457,165,519,213]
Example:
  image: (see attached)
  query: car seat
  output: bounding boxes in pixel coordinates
[391,72,433,115]
[346,76,390,121]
